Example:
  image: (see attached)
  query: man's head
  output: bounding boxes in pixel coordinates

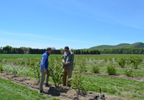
[64,46,70,53]
[47,47,52,54]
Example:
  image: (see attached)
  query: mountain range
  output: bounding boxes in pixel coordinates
[90,42,144,50]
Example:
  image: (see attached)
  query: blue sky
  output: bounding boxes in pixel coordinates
[0,0,144,49]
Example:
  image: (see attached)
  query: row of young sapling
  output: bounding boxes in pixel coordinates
[0,57,93,100]
[0,56,142,99]
[75,56,143,76]
[0,56,143,77]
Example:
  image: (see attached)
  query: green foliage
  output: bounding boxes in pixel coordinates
[12,66,17,76]
[0,58,3,62]
[30,61,41,83]
[124,68,133,76]
[90,42,144,50]
[107,65,116,75]
[49,58,64,88]
[79,58,87,72]
[2,58,7,63]
[104,57,108,63]
[69,73,93,99]
[0,78,51,100]
[91,65,100,73]
[0,64,4,72]
[22,67,29,79]
[128,56,143,69]
[118,57,126,68]
[3,65,10,75]
[109,57,113,62]
[97,60,105,66]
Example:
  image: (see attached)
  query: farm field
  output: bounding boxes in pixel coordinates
[0,78,60,100]
[0,54,144,100]
[1,54,144,58]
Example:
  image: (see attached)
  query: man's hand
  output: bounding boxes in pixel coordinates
[63,61,66,65]
[44,70,47,74]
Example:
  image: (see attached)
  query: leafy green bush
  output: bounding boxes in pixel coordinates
[49,58,64,88]
[109,57,113,62]
[124,68,133,76]
[3,65,10,75]
[30,61,41,82]
[69,73,93,99]
[2,58,7,63]
[128,56,143,69]
[118,57,126,68]
[0,58,3,62]
[0,64,4,72]
[107,65,116,75]
[79,58,87,72]
[104,57,108,63]
[91,65,100,73]
[12,66,17,77]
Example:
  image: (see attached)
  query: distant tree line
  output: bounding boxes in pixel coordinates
[0,46,100,54]
[99,48,144,54]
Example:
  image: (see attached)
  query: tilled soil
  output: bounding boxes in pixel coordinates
[0,72,123,100]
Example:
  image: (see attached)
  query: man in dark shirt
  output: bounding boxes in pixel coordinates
[62,46,74,87]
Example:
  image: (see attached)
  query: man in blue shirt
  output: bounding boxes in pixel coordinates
[40,47,52,93]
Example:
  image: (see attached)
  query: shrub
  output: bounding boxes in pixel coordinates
[0,64,4,72]
[2,58,7,63]
[12,65,17,77]
[31,61,41,83]
[79,58,87,73]
[124,68,133,76]
[118,57,126,68]
[3,65,10,75]
[0,58,3,62]
[107,65,116,75]
[128,56,143,69]
[49,58,64,88]
[22,67,29,79]
[104,57,108,63]
[91,65,100,73]
[69,73,93,99]
[109,57,113,62]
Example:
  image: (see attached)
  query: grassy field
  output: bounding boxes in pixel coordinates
[1,54,144,58]
[0,78,59,100]
[1,63,144,99]
[1,54,144,100]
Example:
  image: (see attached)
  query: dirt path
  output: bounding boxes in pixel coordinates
[0,72,124,100]
[73,71,144,82]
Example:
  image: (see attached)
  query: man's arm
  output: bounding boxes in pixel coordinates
[62,55,65,62]
[66,54,74,65]
[41,54,47,71]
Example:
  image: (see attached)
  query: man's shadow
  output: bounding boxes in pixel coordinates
[47,87,69,96]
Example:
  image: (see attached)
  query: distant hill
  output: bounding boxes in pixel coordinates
[90,42,144,50]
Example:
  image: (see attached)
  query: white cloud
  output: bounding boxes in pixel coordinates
[0,31,90,43]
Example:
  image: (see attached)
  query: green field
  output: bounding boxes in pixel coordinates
[0,54,144,100]
[0,78,60,100]
[1,54,144,58]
